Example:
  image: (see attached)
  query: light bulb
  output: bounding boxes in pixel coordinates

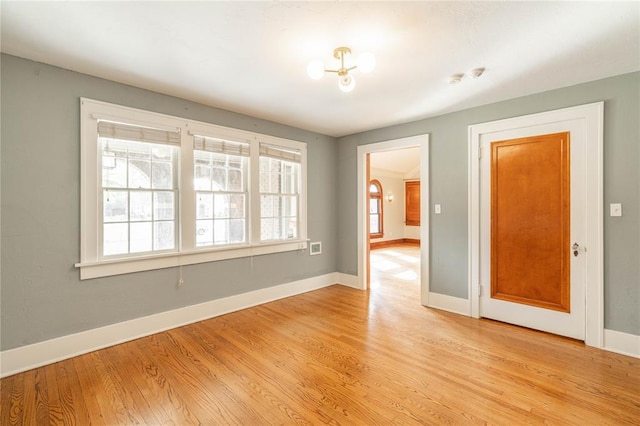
[307,60,325,80]
[357,52,376,73]
[339,74,356,92]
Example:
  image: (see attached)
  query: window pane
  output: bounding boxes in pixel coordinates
[154,221,174,250]
[152,145,172,161]
[196,193,214,219]
[230,194,245,219]
[214,194,230,218]
[370,215,380,234]
[229,219,245,243]
[103,223,128,256]
[194,164,212,191]
[261,195,275,217]
[130,191,152,221]
[212,167,227,190]
[213,219,229,244]
[282,196,297,216]
[130,222,152,253]
[260,218,278,241]
[228,168,243,192]
[128,159,151,188]
[285,217,297,239]
[196,220,213,246]
[152,161,172,189]
[370,199,379,214]
[128,143,151,159]
[104,190,128,222]
[154,192,174,220]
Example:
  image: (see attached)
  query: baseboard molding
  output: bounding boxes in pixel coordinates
[427,292,470,316]
[370,238,420,249]
[603,329,640,358]
[336,273,360,289]
[1,273,346,378]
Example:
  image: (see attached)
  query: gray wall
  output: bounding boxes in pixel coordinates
[0,54,338,351]
[337,72,640,336]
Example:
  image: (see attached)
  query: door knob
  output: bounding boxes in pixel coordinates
[572,242,580,257]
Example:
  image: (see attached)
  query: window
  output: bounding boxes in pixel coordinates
[78,98,307,279]
[260,144,301,241]
[99,122,179,257]
[369,179,383,238]
[194,136,249,247]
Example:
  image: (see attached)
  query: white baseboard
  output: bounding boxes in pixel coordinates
[427,292,470,316]
[1,273,345,378]
[604,329,640,358]
[336,273,360,289]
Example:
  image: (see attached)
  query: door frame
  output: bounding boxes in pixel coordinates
[468,102,604,348]
[357,135,430,305]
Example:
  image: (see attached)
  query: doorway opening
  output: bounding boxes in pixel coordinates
[357,134,429,305]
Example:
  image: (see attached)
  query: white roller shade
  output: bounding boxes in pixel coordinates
[259,143,302,163]
[97,121,180,146]
[193,135,250,157]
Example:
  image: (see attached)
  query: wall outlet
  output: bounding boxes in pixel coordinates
[310,242,322,255]
[435,204,441,214]
[610,203,622,217]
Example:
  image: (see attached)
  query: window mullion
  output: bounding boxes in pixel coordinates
[249,139,261,245]
[181,127,196,251]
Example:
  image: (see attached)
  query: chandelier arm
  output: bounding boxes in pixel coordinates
[324,69,340,74]
[346,65,358,72]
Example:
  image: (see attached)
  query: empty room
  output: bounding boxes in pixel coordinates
[1,2,639,424]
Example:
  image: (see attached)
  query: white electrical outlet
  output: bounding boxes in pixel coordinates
[610,203,622,217]
[435,204,441,214]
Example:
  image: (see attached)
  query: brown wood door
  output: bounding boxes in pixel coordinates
[491,132,570,312]
[405,181,420,226]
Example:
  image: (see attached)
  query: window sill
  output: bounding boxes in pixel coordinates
[76,240,308,280]
[370,234,384,239]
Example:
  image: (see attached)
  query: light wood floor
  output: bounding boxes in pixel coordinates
[2,245,639,425]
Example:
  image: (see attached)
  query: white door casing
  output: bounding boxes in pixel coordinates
[356,135,429,304]
[469,103,604,347]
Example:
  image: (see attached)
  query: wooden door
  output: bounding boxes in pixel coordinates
[480,127,586,340]
[491,133,570,312]
[405,181,420,226]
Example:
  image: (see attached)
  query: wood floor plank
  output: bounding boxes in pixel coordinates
[2,245,639,425]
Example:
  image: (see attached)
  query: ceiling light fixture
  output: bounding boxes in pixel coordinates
[307,47,375,93]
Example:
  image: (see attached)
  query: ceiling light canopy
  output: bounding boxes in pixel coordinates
[307,47,375,92]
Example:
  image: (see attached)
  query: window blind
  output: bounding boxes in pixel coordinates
[193,135,250,157]
[259,143,302,163]
[97,121,180,146]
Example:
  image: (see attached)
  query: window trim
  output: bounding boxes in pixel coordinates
[77,98,307,280]
[369,179,384,239]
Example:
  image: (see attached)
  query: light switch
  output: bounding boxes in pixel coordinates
[610,203,622,217]
[435,204,441,214]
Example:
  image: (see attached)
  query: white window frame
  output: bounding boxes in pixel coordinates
[77,98,307,280]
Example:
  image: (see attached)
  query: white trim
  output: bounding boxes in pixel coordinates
[356,135,430,302]
[427,292,470,316]
[0,272,350,378]
[336,273,359,289]
[468,102,604,347]
[603,329,640,359]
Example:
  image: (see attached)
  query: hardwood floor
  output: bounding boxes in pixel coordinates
[2,245,639,424]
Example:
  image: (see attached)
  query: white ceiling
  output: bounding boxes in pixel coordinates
[2,2,638,137]
[370,147,420,176]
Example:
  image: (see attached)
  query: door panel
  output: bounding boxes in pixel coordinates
[405,181,420,226]
[491,133,570,312]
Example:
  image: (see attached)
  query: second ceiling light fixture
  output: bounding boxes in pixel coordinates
[307,47,376,93]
